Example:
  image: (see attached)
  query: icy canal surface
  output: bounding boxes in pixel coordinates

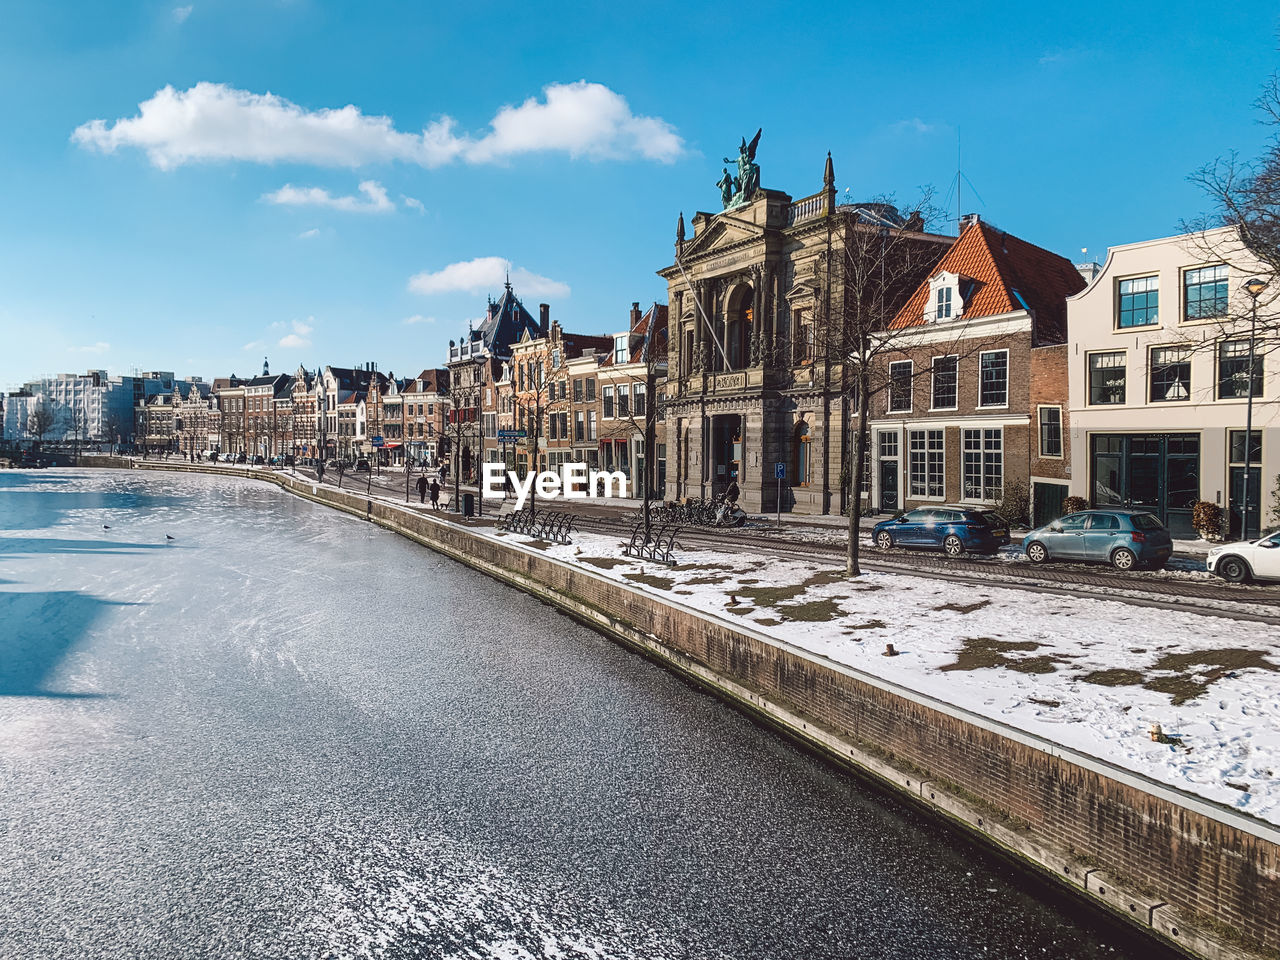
[1,470,1162,960]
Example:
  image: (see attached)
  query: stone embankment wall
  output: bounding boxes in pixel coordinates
[131,462,1279,960]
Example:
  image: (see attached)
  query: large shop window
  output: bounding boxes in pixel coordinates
[795,421,812,486]
[962,428,1002,501]
[1218,340,1263,400]
[1089,351,1127,405]
[978,351,1008,407]
[888,361,913,412]
[908,429,944,497]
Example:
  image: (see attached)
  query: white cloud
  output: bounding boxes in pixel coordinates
[891,118,940,135]
[408,256,569,298]
[277,317,313,349]
[72,80,682,170]
[401,195,425,212]
[242,340,264,352]
[298,227,320,239]
[69,341,111,354]
[172,5,193,23]
[401,314,435,325]
[264,179,394,213]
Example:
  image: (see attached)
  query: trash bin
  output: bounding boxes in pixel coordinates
[463,492,475,518]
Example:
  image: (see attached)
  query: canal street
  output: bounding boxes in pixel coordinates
[1,470,1167,959]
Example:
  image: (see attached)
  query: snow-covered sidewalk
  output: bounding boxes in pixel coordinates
[473,524,1280,826]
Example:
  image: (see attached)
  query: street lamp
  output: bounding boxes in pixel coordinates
[1240,276,1269,541]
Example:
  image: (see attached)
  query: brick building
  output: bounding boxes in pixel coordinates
[873,216,1087,523]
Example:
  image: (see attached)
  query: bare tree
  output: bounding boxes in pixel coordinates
[610,307,669,538]
[1183,55,1280,350]
[26,398,55,446]
[515,357,574,517]
[813,198,1013,575]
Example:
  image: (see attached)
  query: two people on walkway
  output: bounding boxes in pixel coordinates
[415,474,441,508]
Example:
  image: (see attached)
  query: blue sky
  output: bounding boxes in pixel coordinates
[1,0,1277,390]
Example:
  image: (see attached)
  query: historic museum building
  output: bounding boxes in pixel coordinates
[658,137,953,514]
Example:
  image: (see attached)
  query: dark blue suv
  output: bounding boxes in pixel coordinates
[873,506,1011,557]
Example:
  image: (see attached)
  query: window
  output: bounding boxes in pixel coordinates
[587,411,597,441]
[793,310,808,363]
[1184,264,1228,321]
[878,432,898,459]
[602,386,615,418]
[575,412,585,442]
[634,383,646,416]
[1038,406,1062,458]
[1118,276,1159,328]
[617,384,630,419]
[1229,429,1262,465]
[963,428,1002,501]
[1149,346,1191,402]
[888,361,912,412]
[795,421,811,486]
[978,351,1008,407]
[908,429,944,497]
[935,286,953,319]
[1218,340,1263,399]
[1088,351,1126,404]
[931,355,957,409]
[586,379,596,401]
[614,336,628,364]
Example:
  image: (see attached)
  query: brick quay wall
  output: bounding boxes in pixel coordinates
[127,462,1279,960]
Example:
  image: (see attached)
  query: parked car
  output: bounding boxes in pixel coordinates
[872,506,1011,557]
[1022,509,1173,570]
[354,459,370,472]
[1207,530,1280,583]
[221,453,235,463]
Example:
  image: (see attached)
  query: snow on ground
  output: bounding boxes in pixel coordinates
[107,466,1280,825]
[471,524,1280,826]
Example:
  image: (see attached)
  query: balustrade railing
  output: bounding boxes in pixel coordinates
[787,192,828,226]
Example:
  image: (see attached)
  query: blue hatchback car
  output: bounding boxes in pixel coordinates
[872,506,1011,557]
[1021,509,1173,570]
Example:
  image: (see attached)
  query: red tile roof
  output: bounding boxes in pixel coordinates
[889,220,1086,343]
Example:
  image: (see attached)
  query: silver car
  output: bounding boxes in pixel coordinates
[1022,509,1174,570]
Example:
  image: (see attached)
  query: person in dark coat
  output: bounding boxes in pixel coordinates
[429,479,440,510]
[416,474,428,503]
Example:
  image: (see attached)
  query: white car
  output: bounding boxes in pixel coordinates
[1206,531,1280,583]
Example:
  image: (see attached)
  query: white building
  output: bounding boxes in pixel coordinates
[1066,227,1278,539]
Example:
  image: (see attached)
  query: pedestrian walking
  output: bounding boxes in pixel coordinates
[416,474,428,503]
[429,479,440,510]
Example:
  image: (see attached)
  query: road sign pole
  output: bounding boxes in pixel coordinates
[774,461,785,528]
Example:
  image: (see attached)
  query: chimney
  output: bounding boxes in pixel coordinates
[630,302,642,330]
[959,213,981,232]
[539,303,550,337]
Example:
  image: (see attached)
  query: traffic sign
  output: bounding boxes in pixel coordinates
[497,429,527,440]
[371,436,385,448]
[774,461,786,479]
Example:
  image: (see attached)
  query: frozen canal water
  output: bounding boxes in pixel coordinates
[1,470,1167,959]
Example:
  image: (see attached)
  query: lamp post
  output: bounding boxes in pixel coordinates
[1241,276,1269,541]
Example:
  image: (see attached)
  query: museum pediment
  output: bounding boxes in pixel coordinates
[682,216,763,260]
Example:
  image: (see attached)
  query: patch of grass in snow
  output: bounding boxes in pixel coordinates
[1146,648,1278,705]
[1028,697,1062,708]
[774,598,842,622]
[845,619,887,631]
[623,572,675,591]
[672,562,734,572]
[941,637,1068,675]
[755,617,783,626]
[739,578,761,584]
[735,569,847,608]
[580,556,628,570]
[1083,649,1278,705]
[934,599,992,614]
[684,574,730,585]
[1080,668,1145,688]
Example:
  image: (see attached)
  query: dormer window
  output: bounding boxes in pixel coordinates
[936,287,953,319]
[927,271,964,322]
[614,335,628,364]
